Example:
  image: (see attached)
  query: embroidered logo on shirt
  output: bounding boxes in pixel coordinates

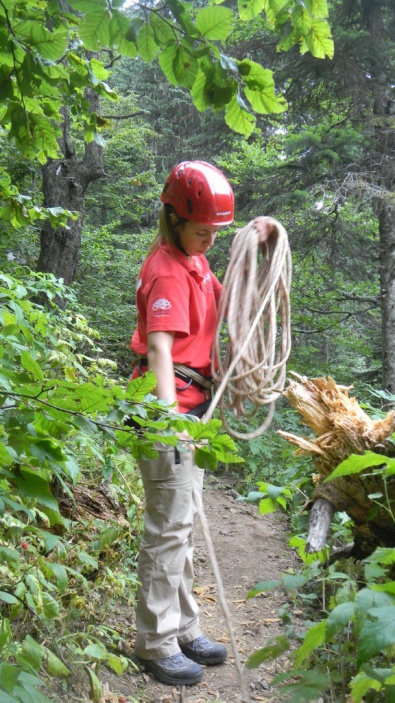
[152,298,172,311]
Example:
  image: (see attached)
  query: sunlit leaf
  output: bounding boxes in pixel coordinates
[225,94,256,137]
[238,0,265,21]
[196,6,234,40]
[137,23,158,63]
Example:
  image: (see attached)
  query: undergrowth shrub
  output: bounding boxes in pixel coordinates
[0,271,242,702]
[243,407,395,703]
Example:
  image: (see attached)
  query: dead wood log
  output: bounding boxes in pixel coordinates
[305,498,335,553]
[279,374,395,558]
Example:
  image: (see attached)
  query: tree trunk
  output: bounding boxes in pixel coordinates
[379,203,395,393]
[363,0,395,392]
[38,88,105,287]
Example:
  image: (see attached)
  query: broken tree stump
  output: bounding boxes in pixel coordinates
[278,374,395,558]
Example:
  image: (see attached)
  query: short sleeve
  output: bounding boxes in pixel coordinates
[145,274,190,336]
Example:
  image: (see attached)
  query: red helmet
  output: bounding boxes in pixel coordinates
[160,161,234,226]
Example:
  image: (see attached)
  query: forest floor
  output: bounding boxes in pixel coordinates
[97,472,302,703]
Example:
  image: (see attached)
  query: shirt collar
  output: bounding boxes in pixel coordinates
[163,243,205,281]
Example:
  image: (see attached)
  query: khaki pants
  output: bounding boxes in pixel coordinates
[135,445,204,659]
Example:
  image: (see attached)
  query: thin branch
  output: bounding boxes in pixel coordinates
[99,111,147,120]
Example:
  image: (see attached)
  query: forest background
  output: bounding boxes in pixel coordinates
[1,1,395,702]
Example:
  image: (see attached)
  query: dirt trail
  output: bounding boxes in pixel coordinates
[100,473,299,703]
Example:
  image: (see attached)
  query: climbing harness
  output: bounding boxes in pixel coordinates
[137,358,213,393]
[197,216,292,703]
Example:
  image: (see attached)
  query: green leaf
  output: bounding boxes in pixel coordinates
[0,545,20,567]
[358,606,395,666]
[225,94,256,137]
[150,13,175,46]
[13,468,59,511]
[246,635,289,668]
[195,6,234,40]
[42,592,60,619]
[0,591,18,604]
[30,24,68,61]
[279,669,331,702]
[350,670,383,703]
[158,43,178,86]
[30,438,65,464]
[137,23,158,63]
[326,601,355,639]
[126,372,157,400]
[325,451,391,482]
[294,620,326,666]
[0,441,16,467]
[108,9,131,51]
[173,44,198,89]
[46,649,70,677]
[258,497,278,514]
[30,114,62,158]
[91,526,119,552]
[364,548,395,566]
[106,653,128,674]
[89,58,110,82]
[238,0,265,21]
[282,573,309,592]
[84,643,108,660]
[79,9,111,50]
[190,68,209,111]
[0,618,12,651]
[247,579,282,598]
[77,550,98,568]
[20,350,44,381]
[238,59,287,114]
[47,563,68,593]
[86,665,102,703]
[301,19,334,59]
[21,636,44,670]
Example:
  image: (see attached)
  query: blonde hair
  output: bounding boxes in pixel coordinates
[147,204,188,257]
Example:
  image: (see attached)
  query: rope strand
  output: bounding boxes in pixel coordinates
[206,217,292,438]
[196,217,292,702]
[134,219,291,700]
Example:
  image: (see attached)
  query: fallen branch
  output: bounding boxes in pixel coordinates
[279,374,395,558]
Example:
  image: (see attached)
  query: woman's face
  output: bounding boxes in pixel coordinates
[177,220,220,257]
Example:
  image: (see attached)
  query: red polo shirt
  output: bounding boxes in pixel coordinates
[130,243,222,412]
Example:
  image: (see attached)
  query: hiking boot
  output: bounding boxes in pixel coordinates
[134,651,203,686]
[180,635,227,665]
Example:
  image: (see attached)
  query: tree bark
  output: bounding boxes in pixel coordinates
[38,88,105,287]
[305,498,335,554]
[363,0,395,392]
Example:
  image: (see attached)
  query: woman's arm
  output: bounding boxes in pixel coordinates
[147,330,178,410]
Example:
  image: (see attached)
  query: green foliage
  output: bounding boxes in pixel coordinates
[241,420,395,703]
[0,271,243,700]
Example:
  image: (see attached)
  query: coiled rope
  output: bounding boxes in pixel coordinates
[196,216,292,703]
[205,216,292,438]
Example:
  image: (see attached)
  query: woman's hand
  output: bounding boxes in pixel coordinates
[251,216,278,244]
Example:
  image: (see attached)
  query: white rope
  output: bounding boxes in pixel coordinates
[195,216,292,702]
[206,216,292,439]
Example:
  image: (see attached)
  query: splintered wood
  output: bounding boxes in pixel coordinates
[278,374,395,479]
[279,374,395,556]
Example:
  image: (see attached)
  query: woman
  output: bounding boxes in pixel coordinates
[130,161,234,686]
